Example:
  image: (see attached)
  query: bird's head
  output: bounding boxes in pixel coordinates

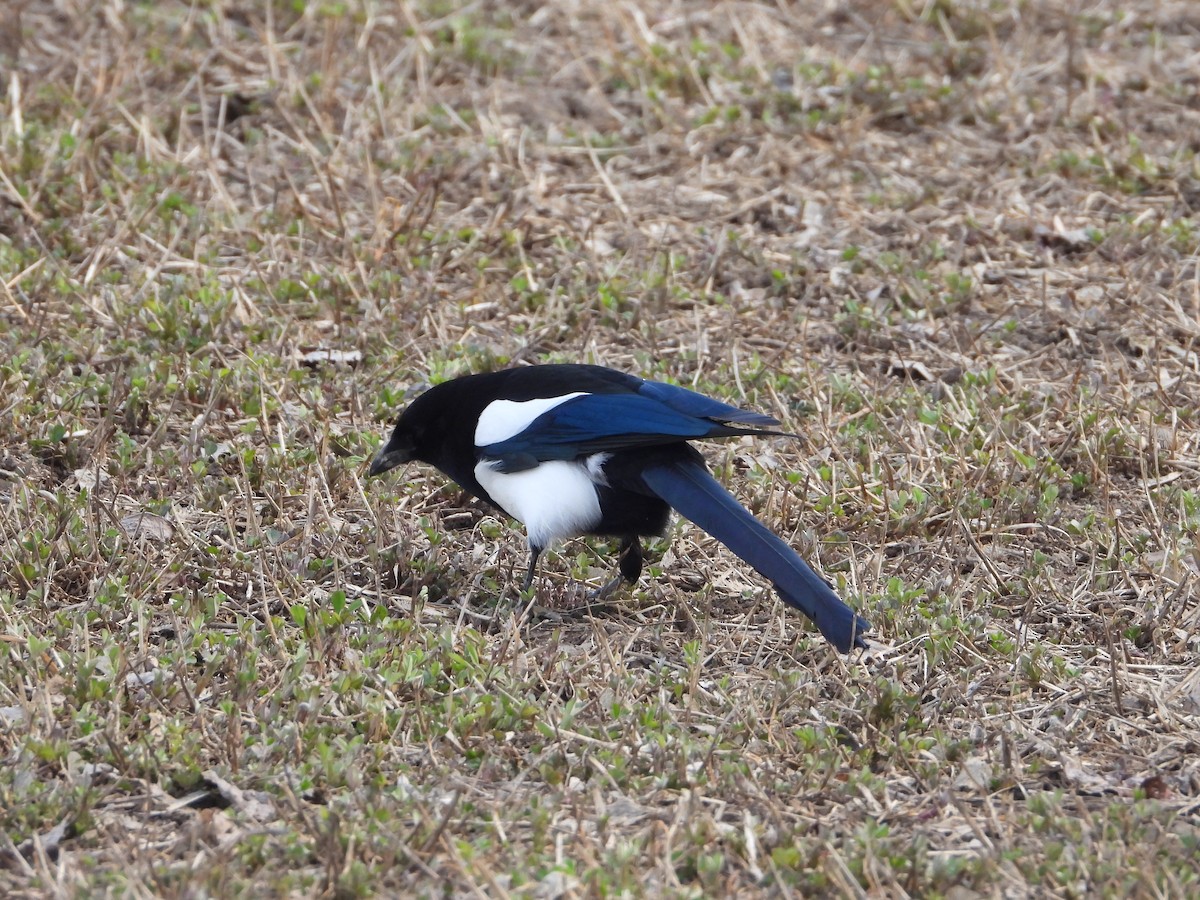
[368,424,418,477]
[368,383,444,477]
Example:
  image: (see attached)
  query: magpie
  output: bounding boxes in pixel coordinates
[368,364,869,652]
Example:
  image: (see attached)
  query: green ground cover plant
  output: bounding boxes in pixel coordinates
[0,0,1197,896]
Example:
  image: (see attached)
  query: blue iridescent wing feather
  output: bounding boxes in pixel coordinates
[480,387,780,472]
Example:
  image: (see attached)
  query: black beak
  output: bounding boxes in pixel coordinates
[368,439,415,477]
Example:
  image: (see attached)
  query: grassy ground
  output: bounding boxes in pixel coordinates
[1,0,1199,896]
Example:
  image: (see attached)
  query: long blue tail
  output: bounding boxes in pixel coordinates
[640,461,869,652]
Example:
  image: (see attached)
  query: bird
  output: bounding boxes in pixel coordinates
[368,363,869,652]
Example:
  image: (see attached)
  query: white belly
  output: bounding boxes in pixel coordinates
[474,458,604,549]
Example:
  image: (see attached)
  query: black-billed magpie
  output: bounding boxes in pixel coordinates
[369,364,868,652]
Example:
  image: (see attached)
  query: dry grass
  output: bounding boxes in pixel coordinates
[1,0,1199,896]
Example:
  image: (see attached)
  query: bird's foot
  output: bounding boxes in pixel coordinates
[588,573,625,603]
[513,577,625,620]
[522,603,569,623]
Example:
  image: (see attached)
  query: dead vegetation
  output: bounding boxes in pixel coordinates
[1,0,1198,896]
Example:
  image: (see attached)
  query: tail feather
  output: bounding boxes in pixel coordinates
[640,460,869,652]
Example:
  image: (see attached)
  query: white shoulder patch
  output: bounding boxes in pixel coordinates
[474,392,589,447]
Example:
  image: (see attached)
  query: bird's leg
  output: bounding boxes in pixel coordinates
[591,536,642,601]
[618,537,644,583]
[522,544,543,591]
